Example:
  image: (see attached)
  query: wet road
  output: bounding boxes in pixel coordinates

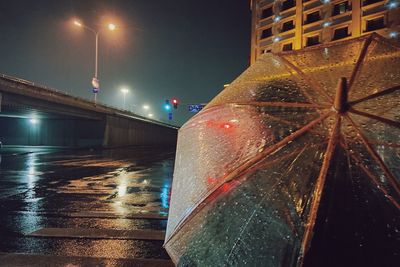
[0,146,175,266]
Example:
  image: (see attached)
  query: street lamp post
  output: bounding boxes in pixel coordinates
[121,88,129,109]
[73,20,116,103]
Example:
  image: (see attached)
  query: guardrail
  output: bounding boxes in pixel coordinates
[0,73,179,130]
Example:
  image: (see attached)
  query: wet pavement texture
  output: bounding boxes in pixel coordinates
[0,146,175,266]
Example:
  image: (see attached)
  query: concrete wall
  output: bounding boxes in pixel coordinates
[0,115,177,148]
[103,115,177,147]
[0,117,104,147]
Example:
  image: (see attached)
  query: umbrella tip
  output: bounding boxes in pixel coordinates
[334,77,348,113]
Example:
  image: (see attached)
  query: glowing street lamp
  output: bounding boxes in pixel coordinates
[148,113,154,118]
[108,23,116,31]
[73,19,117,103]
[121,88,129,109]
[142,104,150,110]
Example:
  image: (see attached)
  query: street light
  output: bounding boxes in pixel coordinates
[148,113,154,118]
[142,104,150,110]
[108,23,116,31]
[121,88,129,109]
[73,19,116,103]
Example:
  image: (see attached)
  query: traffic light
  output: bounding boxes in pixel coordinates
[171,98,179,109]
[164,99,172,111]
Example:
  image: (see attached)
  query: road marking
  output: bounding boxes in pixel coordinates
[27,228,166,241]
[11,210,168,220]
[0,253,174,267]
[68,211,168,220]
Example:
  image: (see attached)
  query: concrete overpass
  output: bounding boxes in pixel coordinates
[0,74,178,147]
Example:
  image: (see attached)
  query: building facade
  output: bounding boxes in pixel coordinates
[250,0,400,64]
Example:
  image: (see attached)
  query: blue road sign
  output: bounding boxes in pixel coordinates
[168,112,173,120]
[188,104,206,113]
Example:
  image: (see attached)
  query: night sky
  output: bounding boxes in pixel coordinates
[0,0,251,125]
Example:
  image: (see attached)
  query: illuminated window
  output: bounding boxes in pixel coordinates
[333,26,350,40]
[366,17,385,32]
[363,0,382,6]
[282,0,295,11]
[306,35,320,46]
[261,7,273,19]
[273,36,281,42]
[332,1,351,16]
[389,31,399,38]
[282,20,295,32]
[261,28,273,39]
[282,43,293,51]
[305,11,321,24]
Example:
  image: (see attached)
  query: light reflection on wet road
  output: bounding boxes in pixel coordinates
[0,146,175,265]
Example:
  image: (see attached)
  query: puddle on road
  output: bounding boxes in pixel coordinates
[51,159,133,168]
[0,146,175,259]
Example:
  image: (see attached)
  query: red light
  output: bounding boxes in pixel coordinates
[220,122,234,130]
[221,183,232,192]
[172,99,178,104]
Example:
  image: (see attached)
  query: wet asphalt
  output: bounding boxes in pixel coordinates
[0,146,176,266]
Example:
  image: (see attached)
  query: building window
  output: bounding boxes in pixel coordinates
[366,17,385,32]
[306,35,320,46]
[363,0,382,6]
[282,20,295,32]
[261,7,273,19]
[282,43,293,51]
[305,11,321,24]
[281,0,295,11]
[333,26,350,40]
[261,28,273,39]
[332,1,351,16]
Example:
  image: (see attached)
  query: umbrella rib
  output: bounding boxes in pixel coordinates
[257,113,328,142]
[371,32,400,51]
[348,85,400,106]
[233,101,329,108]
[349,108,400,129]
[275,54,333,104]
[350,95,399,124]
[297,115,340,266]
[184,102,327,129]
[164,112,334,245]
[345,115,400,197]
[340,138,400,210]
[348,35,374,92]
[225,111,333,183]
[225,143,307,264]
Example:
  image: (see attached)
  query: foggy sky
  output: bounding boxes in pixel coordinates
[0,0,251,125]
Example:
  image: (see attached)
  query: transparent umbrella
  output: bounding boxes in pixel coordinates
[164,33,400,266]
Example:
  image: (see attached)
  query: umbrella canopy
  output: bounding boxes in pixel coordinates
[165,33,400,266]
